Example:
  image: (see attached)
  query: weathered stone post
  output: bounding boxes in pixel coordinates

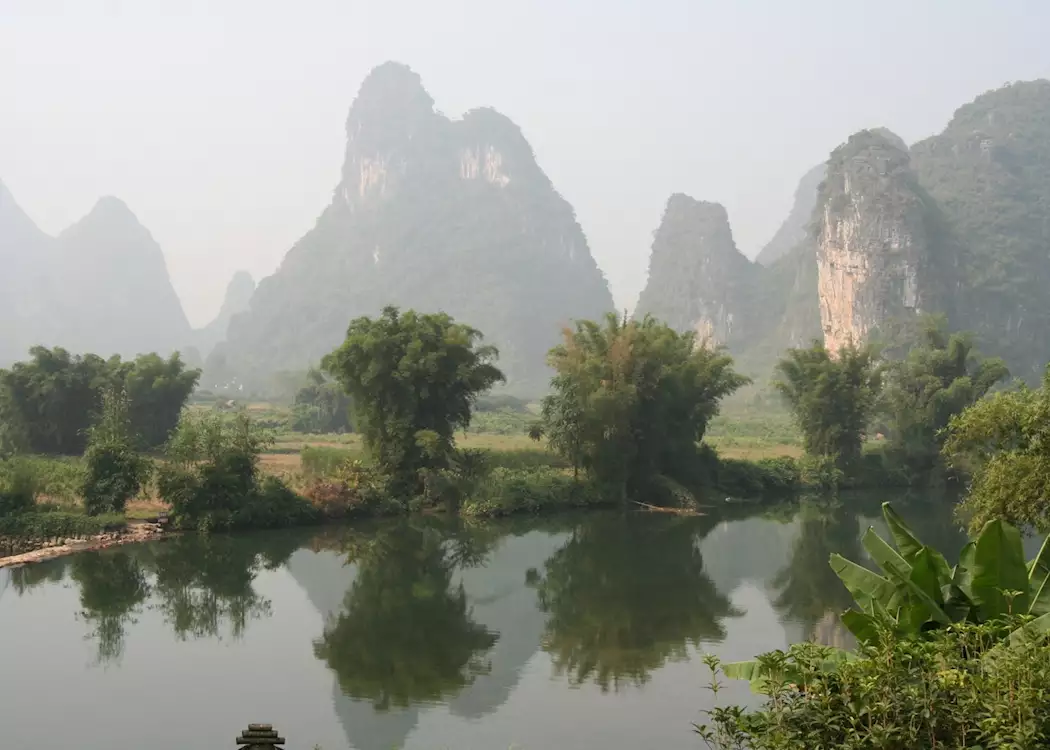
[236,724,285,748]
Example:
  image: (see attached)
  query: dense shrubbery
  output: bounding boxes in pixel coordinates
[699,622,1050,749]
[0,458,41,516]
[158,412,314,531]
[0,511,123,549]
[81,388,152,516]
[461,468,604,517]
[714,455,801,498]
[0,347,198,455]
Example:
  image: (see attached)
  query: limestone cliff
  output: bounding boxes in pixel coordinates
[220,62,613,394]
[635,195,760,345]
[755,164,824,267]
[815,130,943,354]
[911,80,1050,379]
[194,270,256,356]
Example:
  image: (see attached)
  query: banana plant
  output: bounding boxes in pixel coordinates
[724,502,1050,691]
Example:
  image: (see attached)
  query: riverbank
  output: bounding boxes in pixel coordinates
[0,520,167,568]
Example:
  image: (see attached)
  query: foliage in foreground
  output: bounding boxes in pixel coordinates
[944,363,1050,533]
[539,313,749,506]
[698,622,1050,750]
[322,306,504,502]
[157,411,314,531]
[774,341,882,469]
[725,502,1050,691]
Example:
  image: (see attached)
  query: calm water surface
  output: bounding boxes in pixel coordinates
[0,498,980,749]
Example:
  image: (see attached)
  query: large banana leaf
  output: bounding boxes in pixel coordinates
[1027,536,1050,616]
[722,648,856,694]
[882,502,924,563]
[829,554,895,613]
[971,519,1030,619]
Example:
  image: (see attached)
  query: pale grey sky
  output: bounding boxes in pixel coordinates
[3,0,1048,326]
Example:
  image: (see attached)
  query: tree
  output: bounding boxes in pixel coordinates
[0,347,118,454]
[288,367,352,433]
[880,317,1008,478]
[322,307,504,499]
[944,365,1050,533]
[0,347,199,455]
[124,352,200,449]
[81,386,152,515]
[774,341,882,468]
[540,313,749,505]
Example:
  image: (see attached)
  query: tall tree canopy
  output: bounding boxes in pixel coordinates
[322,306,504,497]
[880,317,1008,478]
[774,341,882,468]
[0,347,199,454]
[540,313,749,504]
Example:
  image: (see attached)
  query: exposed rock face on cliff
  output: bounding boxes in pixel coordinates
[815,129,943,354]
[219,62,613,394]
[54,197,192,358]
[0,187,190,364]
[911,80,1050,378]
[635,195,760,345]
[194,270,255,356]
[755,164,825,267]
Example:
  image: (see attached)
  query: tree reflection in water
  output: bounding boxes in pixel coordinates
[71,550,150,664]
[528,512,741,691]
[314,520,498,710]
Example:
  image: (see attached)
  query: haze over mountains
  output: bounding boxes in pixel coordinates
[4,64,1050,390]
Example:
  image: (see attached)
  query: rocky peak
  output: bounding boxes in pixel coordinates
[635,194,759,344]
[194,270,256,356]
[756,164,825,267]
[816,129,941,354]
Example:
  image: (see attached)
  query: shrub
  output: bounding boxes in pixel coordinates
[0,458,41,516]
[698,621,1050,749]
[82,444,152,515]
[716,456,800,498]
[461,468,604,518]
[158,411,312,531]
[0,511,124,554]
[303,460,386,519]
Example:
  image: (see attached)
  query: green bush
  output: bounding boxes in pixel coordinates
[482,448,569,471]
[158,411,314,531]
[716,456,800,497]
[82,445,152,516]
[0,511,123,544]
[0,458,41,516]
[461,468,604,518]
[698,621,1050,749]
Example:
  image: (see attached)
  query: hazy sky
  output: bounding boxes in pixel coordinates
[3,0,1049,327]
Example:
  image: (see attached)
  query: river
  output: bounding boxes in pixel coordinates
[0,496,1002,749]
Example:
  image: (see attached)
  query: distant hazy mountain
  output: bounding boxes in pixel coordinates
[194,270,255,357]
[218,61,614,395]
[0,187,191,364]
[755,164,824,267]
[634,195,763,346]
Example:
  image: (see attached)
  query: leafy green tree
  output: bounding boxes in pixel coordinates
[944,365,1050,533]
[880,318,1008,478]
[529,513,740,691]
[124,352,200,449]
[289,367,352,433]
[774,341,882,468]
[322,306,504,499]
[313,522,497,709]
[540,313,749,505]
[0,347,118,454]
[0,347,199,455]
[81,387,152,515]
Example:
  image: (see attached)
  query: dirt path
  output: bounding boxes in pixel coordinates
[0,521,168,568]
